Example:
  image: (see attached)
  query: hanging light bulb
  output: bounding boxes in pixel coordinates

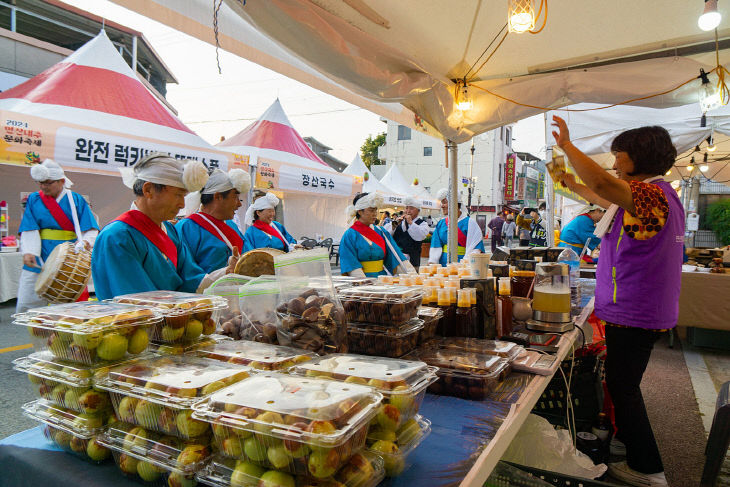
[699,69,722,113]
[707,134,717,152]
[688,155,695,172]
[698,0,722,31]
[666,169,672,176]
[455,81,473,112]
[507,0,535,33]
[701,152,710,172]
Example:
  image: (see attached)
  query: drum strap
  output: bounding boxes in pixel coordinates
[188,212,243,253]
[116,210,178,268]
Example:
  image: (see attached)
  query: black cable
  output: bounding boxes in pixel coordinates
[464,23,507,80]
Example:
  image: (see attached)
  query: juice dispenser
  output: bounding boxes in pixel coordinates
[526,263,574,332]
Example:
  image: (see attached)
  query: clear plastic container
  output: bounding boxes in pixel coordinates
[191,373,382,476]
[346,319,424,358]
[198,450,385,487]
[290,354,437,428]
[408,348,511,400]
[205,274,257,341]
[23,398,112,437]
[339,285,423,326]
[114,290,227,344]
[193,340,318,371]
[331,275,376,289]
[148,334,232,356]
[436,338,525,362]
[14,301,161,365]
[417,306,443,345]
[39,423,111,464]
[99,421,212,487]
[366,414,431,477]
[96,356,253,438]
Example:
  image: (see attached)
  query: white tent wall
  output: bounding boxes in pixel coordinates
[282,193,350,241]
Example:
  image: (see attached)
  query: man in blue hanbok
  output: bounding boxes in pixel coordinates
[339,192,412,278]
[558,203,605,262]
[429,188,485,266]
[242,192,299,253]
[17,159,99,312]
[91,154,235,300]
[177,168,251,273]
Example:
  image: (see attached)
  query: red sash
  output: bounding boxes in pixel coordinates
[253,220,288,249]
[188,213,243,253]
[38,191,74,232]
[116,210,178,268]
[445,218,468,247]
[351,221,386,255]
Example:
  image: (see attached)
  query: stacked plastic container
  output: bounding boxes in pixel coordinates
[192,372,384,483]
[289,354,437,477]
[192,340,317,371]
[95,355,253,485]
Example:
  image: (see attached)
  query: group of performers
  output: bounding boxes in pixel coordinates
[16,154,486,307]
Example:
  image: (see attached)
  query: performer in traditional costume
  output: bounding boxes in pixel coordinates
[17,159,98,312]
[384,195,430,270]
[91,154,234,300]
[242,192,298,252]
[429,188,485,266]
[340,192,411,278]
[177,168,251,273]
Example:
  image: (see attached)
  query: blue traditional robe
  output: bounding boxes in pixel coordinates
[176,217,244,273]
[242,221,296,253]
[18,191,98,273]
[558,214,601,253]
[430,215,485,266]
[339,225,406,277]
[92,220,206,300]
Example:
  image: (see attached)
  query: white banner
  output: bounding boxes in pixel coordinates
[279,163,353,197]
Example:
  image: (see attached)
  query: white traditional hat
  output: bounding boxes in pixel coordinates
[185,168,252,216]
[119,152,208,192]
[244,192,280,226]
[30,159,73,188]
[346,192,384,223]
[435,188,462,204]
[404,195,420,208]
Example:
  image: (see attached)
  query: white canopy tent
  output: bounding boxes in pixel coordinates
[342,153,405,206]
[380,164,439,210]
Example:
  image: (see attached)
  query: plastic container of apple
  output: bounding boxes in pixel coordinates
[96,356,253,439]
[435,337,525,362]
[198,450,384,487]
[366,414,431,477]
[289,353,439,430]
[192,340,318,371]
[14,301,162,365]
[22,399,113,464]
[148,333,231,356]
[98,421,213,487]
[191,373,382,479]
[113,290,227,344]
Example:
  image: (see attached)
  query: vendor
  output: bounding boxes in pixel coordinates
[92,153,235,300]
[340,192,409,277]
[385,196,430,270]
[552,116,682,487]
[242,192,299,252]
[177,168,251,273]
[558,203,605,260]
[17,159,99,312]
[429,188,484,266]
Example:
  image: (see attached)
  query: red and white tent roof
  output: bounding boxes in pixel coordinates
[0,30,215,150]
[217,98,334,171]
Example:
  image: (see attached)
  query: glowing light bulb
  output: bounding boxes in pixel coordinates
[508,0,535,33]
[455,84,473,112]
[699,0,722,31]
[665,170,672,176]
[701,164,710,172]
[699,69,722,113]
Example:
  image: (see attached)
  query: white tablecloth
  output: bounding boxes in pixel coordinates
[0,251,22,302]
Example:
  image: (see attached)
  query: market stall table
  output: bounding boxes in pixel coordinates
[0,307,588,487]
[0,250,22,303]
[677,271,730,331]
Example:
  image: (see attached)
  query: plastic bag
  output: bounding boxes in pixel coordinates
[204,274,255,340]
[274,249,347,354]
[237,276,282,343]
[502,414,607,479]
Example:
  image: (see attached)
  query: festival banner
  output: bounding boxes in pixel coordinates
[255,157,360,197]
[504,153,516,199]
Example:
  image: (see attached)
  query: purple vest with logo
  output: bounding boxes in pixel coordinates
[594,180,684,330]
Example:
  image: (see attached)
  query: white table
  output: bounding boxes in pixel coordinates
[0,250,22,302]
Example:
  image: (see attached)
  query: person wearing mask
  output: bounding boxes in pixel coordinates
[92,153,236,300]
[242,192,299,253]
[528,202,549,247]
[177,168,251,273]
[386,196,430,270]
[516,209,532,246]
[552,115,682,487]
[17,159,99,312]
[558,204,605,262]
[502,213,517,248]
[487,211,506,252]
[429,189,485,266]
[340,192,409,277]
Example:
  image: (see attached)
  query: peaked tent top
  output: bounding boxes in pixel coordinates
[217,98,330,170]
[381,164,418,197]
[343,153,401,196]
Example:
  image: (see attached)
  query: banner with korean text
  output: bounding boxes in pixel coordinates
[255,157,360,197]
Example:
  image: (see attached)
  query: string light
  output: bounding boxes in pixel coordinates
[701,152,710,171]
[688,156,695,172]
[666,169,672,176]
[707,134,717,152]
[699,69,723,112]
[507,0,535,33]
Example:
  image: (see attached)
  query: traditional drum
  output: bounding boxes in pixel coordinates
[234,248,284,277]
[35,242,91,303]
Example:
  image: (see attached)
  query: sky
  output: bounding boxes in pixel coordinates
[61,0,546,163]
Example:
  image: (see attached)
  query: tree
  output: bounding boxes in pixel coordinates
[707,198,730,245]
[360,132,386,169]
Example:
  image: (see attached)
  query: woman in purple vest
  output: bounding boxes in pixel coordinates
[552,115,683,487]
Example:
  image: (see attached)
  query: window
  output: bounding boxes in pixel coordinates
[397,125,411,140]
[505,128,512,147]
[423,146,432,156]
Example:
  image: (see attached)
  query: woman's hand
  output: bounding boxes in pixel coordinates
[559,172,577,189]
[23,253,38,267]
[551,115,571,149]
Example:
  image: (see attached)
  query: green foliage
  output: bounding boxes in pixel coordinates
[707,198,730,245]
[360,133,386,169]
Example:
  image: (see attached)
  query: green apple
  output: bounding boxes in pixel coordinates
[230,461,266,487]
[307,448,340,478]
[176,444,209,468]
[127,328,149,354]
[258,470,295,487]
[369,440,404,476]
[78,390,109,414]
[137,460,162,482]
[368,427,397,443]
[118,453,139,475]
[266,444,291,470]
[175,409,208,438]
[344,376,368,386]
[97,333,128,361]
[221,436,244,457]
[376,404,401,431]
[135,400,163,429]
[161,326,185,342]
[74,413,103,430]
[117,396,139,423]
[395,418,421,446]
[184,319,203,341]
[69,435,88,453]
[166,472,197,487]
[243,437,267,463]
[336,452,375,486]
[73,331,102,350]
[86,437,110,461]
[200,380,226,396]
[53,429,73,448]
[388,386,415,415]
[123,426,148,451]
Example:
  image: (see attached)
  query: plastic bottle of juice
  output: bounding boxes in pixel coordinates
[437,288,453,335]
[455,289,477,337]
[496,277,513,338]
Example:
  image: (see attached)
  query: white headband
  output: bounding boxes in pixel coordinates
[404,196,420,208]
[436,188,462,204]
[31,159,73,188]
[119,152,209,192]
[184,168,252,216]
[346,192,384,223]
[244,192,280,225]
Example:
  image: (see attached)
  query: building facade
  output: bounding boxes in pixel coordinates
[303,136,347,172]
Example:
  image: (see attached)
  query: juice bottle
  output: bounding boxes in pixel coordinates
[496,277,513,338]
[455,289,478,337]
[437,288,453,335]
[511,270,536,298]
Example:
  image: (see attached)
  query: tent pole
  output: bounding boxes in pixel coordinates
[544,112,555,246]
[448,140,459,264]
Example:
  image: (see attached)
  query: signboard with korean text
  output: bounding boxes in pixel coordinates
[516,175,526,200]
[504,154,516,199]
[538,171,545,199]
[255,157,360,197]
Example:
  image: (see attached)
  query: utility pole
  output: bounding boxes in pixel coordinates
[467,141,475,215]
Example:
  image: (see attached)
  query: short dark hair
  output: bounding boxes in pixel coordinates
[610,126,677,176]
[384,211,390,217]
[200,189,235,205]
[538,202,546,211]
[132,180,165,196]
